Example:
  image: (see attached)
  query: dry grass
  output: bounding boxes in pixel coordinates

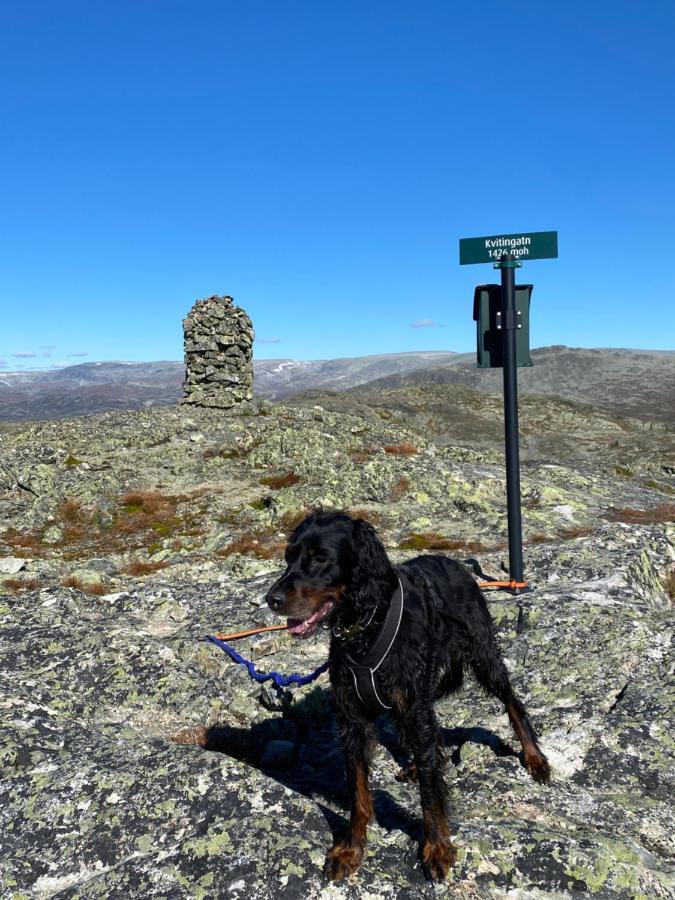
[389,477,411,501]
[112,491,183,539]
[525,526,594,547]
[218,530,286,560]
[280,508,312,532]
[2,577,40,592]
[605,504,675,525]
[350,448,375,464]
[346,508,384,527]
[259,472,301,490]
[120,491,174,516]
[2,488,202,563]
[55,489,199,560]
[123,559,169,576]
[203,444,254,460]
[526,533,551,545]
[0,528,41,554]
[398,532,496,554]
[61,575,106,595]
[58,498,84,523]
[383,442,418,455]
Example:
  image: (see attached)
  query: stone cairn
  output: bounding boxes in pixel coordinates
[181,295,254,408]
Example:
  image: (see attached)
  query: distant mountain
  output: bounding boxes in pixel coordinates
[0,353,456,421]
[0,362,184,421]
[349,346,675,424]
[253,351,458,400]
[0,347,672,423]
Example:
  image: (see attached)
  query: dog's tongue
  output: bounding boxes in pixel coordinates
[287,599,335,637]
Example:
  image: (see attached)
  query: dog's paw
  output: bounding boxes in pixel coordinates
[525,749,551,784]
[323,842,363,881]
[421,839,457,881]
[395,762,418,784]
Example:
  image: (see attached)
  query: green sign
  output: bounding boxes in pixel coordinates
[459,230,558,265]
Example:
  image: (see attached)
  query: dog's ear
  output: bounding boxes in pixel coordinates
[351,518,391,597]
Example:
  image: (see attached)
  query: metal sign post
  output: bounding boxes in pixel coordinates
[497,253,525,585]
[459,230,559,592]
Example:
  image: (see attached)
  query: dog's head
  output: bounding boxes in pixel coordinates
[265,509,392,638]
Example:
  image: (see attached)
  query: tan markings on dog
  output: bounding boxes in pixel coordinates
[352,758,373,844]
[389,687,408,714]
[395,761,418,784]
[283,583,343,619]
[422,804,456,879]
[324,842,364,881]
[506,702,551,784]
[324,757,373,881]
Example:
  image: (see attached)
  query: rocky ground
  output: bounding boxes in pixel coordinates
[1,391,674,898]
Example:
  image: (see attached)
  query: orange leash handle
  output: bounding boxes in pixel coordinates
[477,580,529,590]
[213,623,288,642]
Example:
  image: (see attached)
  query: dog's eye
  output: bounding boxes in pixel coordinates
[312,552,328,564]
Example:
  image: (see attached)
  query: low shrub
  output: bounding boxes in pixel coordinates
[61,575,106,596]
[0,528,41,553]
[383,442,417,455]
[218,531,285,560]
[605,504,675,525]
[124,559,169,576]
[259,472,301,490]
[398,533,493,553]
[280,508,312,532]
[350,448,375,464]
[389,477,411,500]
[2,577,40,592]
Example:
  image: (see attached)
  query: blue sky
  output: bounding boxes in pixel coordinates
[1,1,674,370]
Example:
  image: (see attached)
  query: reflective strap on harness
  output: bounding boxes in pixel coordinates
[344,576,404,713]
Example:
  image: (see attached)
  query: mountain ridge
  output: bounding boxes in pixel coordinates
[0,346,673,423]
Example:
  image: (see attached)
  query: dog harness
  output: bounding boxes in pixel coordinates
[342,576,404,713]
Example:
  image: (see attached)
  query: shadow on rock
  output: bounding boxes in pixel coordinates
[172,685,521,848]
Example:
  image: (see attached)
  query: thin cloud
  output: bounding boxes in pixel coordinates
[39,344,56,350]
[12,351,38,358]
[410,319,444,329]
[42,351,52,358]
[67,352,88,358]
[256,337,282,344]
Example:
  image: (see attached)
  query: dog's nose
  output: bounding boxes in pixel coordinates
[267,590,286,612]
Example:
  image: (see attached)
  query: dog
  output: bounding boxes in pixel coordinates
[265,509,550,881]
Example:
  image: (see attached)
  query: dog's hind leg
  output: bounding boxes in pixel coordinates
[403,702,457,881]
[469,643,551,784]
[324,715,375,881]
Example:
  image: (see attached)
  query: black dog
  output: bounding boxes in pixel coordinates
[266,509,550,881]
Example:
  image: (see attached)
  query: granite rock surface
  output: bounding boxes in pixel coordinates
[0,393,673,898]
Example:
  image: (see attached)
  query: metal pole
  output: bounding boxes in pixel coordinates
[499,254,525,586]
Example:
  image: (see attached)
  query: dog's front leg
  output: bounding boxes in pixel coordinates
[324,713,374,881]
[405,702,457,881]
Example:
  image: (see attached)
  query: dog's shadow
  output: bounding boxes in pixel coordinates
[192,685,519,849]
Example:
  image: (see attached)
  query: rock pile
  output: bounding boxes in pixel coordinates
[182,295,254,409]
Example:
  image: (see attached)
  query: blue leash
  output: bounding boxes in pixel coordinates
[204,634,329,688]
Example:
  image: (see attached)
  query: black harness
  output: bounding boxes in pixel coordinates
[340,576,404,713]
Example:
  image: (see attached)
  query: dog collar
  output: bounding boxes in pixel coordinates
[342,576,404,713]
